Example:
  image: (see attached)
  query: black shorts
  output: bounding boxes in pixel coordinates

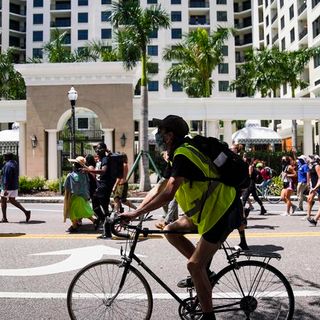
[202,197,242,244]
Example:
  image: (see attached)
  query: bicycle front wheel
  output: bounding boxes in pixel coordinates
[265,184,281,204]
[211,260,294,320]
[67,259,153,320]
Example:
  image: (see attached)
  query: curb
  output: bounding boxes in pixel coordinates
[16,197,144,204]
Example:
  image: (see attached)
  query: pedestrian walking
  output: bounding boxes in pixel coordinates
[0,153,31,223]
[296,155,309,211]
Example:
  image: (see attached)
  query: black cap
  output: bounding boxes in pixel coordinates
[96,142,107,150]
[153,115,189,138]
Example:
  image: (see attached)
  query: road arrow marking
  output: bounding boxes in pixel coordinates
[0,245,130,277]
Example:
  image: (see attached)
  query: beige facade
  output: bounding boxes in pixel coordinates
[15,62,138,179]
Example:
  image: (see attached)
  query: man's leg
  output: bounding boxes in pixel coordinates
[8,197,31,221]
[187,237,220,313]
[1,196,8,221]
[164,216,197,259]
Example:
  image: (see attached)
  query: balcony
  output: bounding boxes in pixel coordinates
[271,13,278,24]
[234,21,252,29]
[50,3,71,10]
[235,38,252,46]
[235,55,245,63]
[51,19,71,28]
[272,33,279,43]
[189,1,209,8]
[234,1,251,12]
[189,16,209,25]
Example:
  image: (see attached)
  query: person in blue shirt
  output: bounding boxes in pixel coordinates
[296,155,309,211]
[0,153,31,223]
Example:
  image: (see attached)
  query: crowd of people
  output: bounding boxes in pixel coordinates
[232,147,320,227]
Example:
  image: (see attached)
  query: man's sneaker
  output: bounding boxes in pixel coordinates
[177,271,216,288]
[307,217,317,226]
[248,205,254,211]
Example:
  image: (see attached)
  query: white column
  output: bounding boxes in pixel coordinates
[18,121,26,176]
[223,120,233,146]
[207,120,220,138]
[303,120,313,156]
[103,128,114,152]
[46,129,58,180]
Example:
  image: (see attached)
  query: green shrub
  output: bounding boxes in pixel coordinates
[19,176,34,193]
[31,176,46,190]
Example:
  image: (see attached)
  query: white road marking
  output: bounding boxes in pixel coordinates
[0,290,319,299]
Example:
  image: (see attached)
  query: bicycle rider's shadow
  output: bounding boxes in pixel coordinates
[18,220,45,224]
[247,244,284,253]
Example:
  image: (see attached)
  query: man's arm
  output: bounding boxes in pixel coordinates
[121,176,184,220]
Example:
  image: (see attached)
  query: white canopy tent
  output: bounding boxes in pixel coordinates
[232,120,282,149]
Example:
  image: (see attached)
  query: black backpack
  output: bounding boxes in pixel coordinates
[185,135,250,190]
[108,153,124,180]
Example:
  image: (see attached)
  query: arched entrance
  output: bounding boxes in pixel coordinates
[16,62,137,179]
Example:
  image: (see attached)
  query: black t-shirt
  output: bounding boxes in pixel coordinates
[164,154,205,181]
[98,155,116,189]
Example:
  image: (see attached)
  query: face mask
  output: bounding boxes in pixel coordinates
[155,131,167,152]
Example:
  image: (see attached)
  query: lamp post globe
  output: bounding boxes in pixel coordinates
[68,87,78,159]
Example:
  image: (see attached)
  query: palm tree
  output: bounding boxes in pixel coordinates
[0,50,26,100]
[281,47,320,150]
[111,0,170,191]
[43,29,97,62]
[163,27,232,98]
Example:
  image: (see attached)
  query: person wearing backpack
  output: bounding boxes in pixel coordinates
[120,115,243,320]
[241,157,267,215]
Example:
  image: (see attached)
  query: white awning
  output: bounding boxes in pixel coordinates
[0,129,19,142]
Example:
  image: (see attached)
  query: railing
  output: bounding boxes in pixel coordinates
[50,3,71,10]
[298,2,307,15]
[50,21,71,28]
[235,56,245,63]
[234,2,251,12]
[299,28,307,40]
[234,21,252,29]
[235,39,252,46]
[271,13,278,24]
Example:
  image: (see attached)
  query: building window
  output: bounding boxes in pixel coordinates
[280,16,285,29]
[148,63,159,74]
[147,0,157,3]
[147,45,158,56]
[149,29,158,38]
[78,29,88,40]
[78,118,89,129]
[172,81,183,92]
[313,16,320,38]
[280,0,284,8]
[171,0,181,4]
[33,14,43,25]
[221,45,228,56]
[281,37,286,50]
[171,11,182,22]
[78,12,88,23]
[289,4,294,20]
[33,0,43,7]
[217,11,227,22]
[218,81,229,91]
[218,63,229,74]
[265,0,268,8]
[33,31,43,42]
[312,0,320,9]
[266,15,269,27]
[101,11,111,22]
[101,28,112,39]
[266,34,270,45]
[32,48,43,59]
[290,28,295,42]
[78,0,88,6]
[171,28,182,39]
[217,0,227,4]
[148,80,159,91]
[314,53,320,68]
[101,0,111,4]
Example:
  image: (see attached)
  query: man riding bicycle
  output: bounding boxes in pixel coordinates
[120,115,242,320]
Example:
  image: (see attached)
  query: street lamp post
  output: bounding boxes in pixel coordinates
[68,86,78,159]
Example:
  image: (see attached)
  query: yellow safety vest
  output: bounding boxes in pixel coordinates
[174,143,236,234]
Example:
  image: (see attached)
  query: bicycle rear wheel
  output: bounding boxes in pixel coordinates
[265,184,281,204]
[67,259,153,320]
[211,260,294,320]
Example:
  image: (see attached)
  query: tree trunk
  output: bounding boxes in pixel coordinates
[139,51,151,191]
[291,88,297,151]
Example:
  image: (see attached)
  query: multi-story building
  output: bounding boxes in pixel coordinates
[1,0,320,99]
[1,0,320,144]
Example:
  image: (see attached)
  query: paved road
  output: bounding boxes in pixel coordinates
[0,201,319,319]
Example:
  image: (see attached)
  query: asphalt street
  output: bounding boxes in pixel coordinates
[0,201,319,319]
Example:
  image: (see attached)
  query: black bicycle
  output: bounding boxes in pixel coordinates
[67,216,295,319]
